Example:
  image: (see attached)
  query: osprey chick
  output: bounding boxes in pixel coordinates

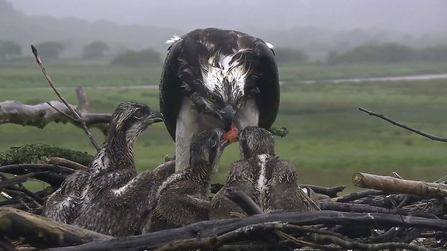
[43,102,164,236]
[146,128,230,232]
[210,126,319,220]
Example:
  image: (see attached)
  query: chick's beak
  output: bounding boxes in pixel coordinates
[147,110,164,124]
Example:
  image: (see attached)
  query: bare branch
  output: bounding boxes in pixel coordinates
[0,100,111,131]
[46,101,79,122]
[332,189,382,202]
[31,44,101,151]
[76,86,89,113]
[48,157,87,171]
[0,207,112,248]
[359,106,447,143]
[353,172,447,197]
[309,233,429,251]
[300,184,346,198]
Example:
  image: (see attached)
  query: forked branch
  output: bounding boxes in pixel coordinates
[31,45,101,150]
[359,107,447,143]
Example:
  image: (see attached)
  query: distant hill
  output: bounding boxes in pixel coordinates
[1,0,446,60]
[0,0,182,57]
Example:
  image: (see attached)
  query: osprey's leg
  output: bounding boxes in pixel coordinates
[176,98,198,172]
[175,97,222,172]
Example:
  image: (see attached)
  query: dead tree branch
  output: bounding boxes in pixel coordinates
[353,172,447,197]
[0,100,111,130]
[332,189,382,202]
[49,210,447,251]
[309,233,429,251]
[0,207,112,248]
[359,107,447,143]
[48,157,88,171]
[31,44,101,150]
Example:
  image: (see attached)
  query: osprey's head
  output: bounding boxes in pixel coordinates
[186,51,259,131]
[106,102,164,147]
[239,126,275,159]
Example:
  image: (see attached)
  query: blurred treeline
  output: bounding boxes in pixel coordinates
[326,43,447,65]
[2,39,447,67]
[1,0,447,63]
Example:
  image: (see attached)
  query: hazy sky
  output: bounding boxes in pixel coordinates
[8,0,447,34]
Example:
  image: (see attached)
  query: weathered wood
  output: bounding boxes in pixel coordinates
[0,164,72,186]
[300,184,346,198]
[76,86,89,113]
[48,157,88,171]
[333,189,382,202]
[0,207,112,248]
[0,100,111,131]
[352,172,447,197]
[224,187,264,215]
[320,202,413,215]
[0,173,38,189]
[49,210,447,251]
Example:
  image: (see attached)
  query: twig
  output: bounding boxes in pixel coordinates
[300,184,346,198]
[224,187,281,245]
[299,186,321,211]
[8,185,44,206]
[310,233,429,251]
[46,101,78,121]
[0,238,15,251]
[76,86,89,113]
[359,107,447,143]
[31,44,101,151]
[0,164,71,186]
[48,157,88,171]
[320,202,411,215]
[0,173,37,189]
[0,164,75,175]
[225,187,264,215]
[334,189,382,202]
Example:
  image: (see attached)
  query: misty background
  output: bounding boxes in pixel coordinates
[1,0,446,61]
[1,0,447,194]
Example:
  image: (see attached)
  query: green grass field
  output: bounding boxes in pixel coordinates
[1,62,447,193]
[1,61,446,88]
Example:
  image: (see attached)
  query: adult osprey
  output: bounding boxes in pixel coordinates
[160,28,280,171]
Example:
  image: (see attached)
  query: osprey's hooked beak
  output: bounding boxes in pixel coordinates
[218,105,234,131]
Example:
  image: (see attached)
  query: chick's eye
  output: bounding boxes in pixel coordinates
[209,136,218,147]
[209,94,217,103]
[134,109,143,118]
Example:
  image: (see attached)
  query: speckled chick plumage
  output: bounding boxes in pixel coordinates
[210,126,318,220]
[145,128,227,233]
[42,102,163,236]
